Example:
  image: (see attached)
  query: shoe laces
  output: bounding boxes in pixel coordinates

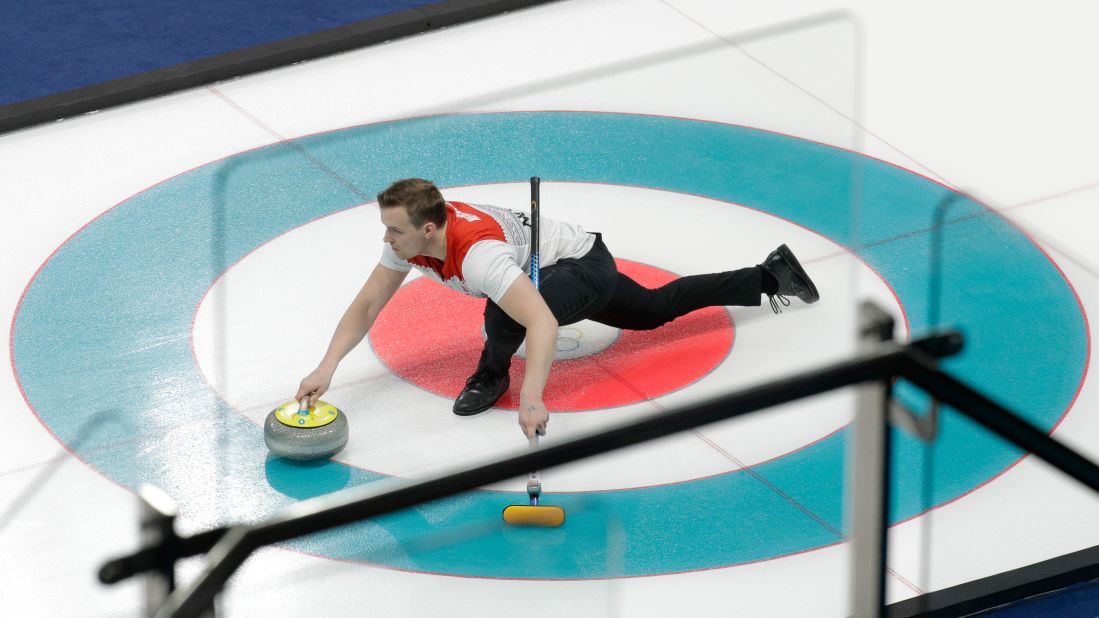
[465,369,497,388]
[767,293,791,314]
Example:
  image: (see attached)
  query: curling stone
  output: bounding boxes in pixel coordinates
[264,399,349,460]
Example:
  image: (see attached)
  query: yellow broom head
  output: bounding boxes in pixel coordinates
[502,504,566,528]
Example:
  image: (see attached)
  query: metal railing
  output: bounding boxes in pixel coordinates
[98,303,1099,617]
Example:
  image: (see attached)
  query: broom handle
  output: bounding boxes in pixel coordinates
[530,176,540,289]
[528,176,542,506]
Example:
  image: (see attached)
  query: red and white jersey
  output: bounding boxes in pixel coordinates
[379,201,595,303]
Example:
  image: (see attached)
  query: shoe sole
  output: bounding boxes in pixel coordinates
[452,401,498,417]
[777,244,820,303]
[452,378,511,416]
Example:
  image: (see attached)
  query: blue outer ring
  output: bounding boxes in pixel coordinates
[12,112,1087,578]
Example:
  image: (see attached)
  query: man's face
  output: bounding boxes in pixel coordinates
[380,205,431,259]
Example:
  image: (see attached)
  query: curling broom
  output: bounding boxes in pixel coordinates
[502,176,566,528]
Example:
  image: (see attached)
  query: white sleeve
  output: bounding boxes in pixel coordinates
[378,243,413,272]
[462,240,526,304]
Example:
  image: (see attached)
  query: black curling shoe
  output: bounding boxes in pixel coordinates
[453,370,510,416]
[761,244,820,313]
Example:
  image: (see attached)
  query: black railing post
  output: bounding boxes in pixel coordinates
[850,302,895,617]
[136,485,189,617]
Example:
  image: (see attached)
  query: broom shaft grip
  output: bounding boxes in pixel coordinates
[530,176,540,290]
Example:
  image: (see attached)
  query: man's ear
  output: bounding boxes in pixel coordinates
[422,221,437,237]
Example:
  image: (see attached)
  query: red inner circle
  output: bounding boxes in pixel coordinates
[368,260,734,411]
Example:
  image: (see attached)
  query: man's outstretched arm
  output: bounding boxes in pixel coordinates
[496,275,557,438]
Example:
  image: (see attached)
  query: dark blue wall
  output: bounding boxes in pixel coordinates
[1,1,439,106]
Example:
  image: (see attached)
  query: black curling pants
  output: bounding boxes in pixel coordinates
[476,234,763,378]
